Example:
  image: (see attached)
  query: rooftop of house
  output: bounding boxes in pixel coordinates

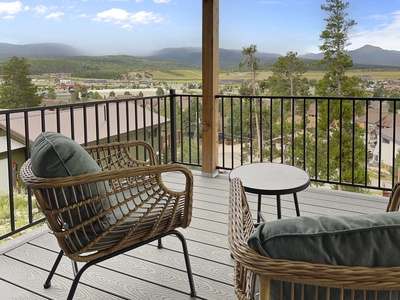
[0,101,168,145]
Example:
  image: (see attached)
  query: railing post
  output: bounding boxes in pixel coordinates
[170,89,177,163]
[5,115,15,232]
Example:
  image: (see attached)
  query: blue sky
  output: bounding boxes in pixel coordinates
[1,0,400,56]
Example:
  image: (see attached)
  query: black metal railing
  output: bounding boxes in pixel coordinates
[218,95,400,193]
[1,92,399,240]
[0,91,182,240]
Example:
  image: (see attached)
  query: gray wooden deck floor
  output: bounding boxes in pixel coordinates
[0,171,390,300]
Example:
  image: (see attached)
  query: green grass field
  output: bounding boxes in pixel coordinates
[150,69,400,82]
[34,68,399,87]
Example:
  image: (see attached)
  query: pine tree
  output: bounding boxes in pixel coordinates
[268,52,309,97]
[317,0,356,96]
[238,45,262,161]
[239,45,259,96]
[0,56,42,108]
[312,1,369,192]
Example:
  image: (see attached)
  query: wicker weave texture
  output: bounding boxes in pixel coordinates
[228,177,400,300]
[20,140,193,263]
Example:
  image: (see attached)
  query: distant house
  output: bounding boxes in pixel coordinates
[378,114,400,129]
[371,127,400,167]
[0,101,167,146]
[356,108,388,145]
[0,137,25,193]
[356,108,384,129]
[0,102,168,190]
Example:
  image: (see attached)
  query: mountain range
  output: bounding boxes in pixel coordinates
[0,43,82,59]
[145,45,400,68]
[0,42,399,68]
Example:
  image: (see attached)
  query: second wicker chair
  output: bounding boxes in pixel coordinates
[228,177,400,300]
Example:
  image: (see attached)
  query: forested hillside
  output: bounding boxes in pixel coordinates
[0,51,398,81]
[0,56,199,79]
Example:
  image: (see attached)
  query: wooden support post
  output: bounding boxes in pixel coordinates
[202,0,219,177]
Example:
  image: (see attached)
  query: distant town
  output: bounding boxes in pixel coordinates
[33,71,400,108]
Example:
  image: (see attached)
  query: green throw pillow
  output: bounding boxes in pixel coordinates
[31,132,109,249]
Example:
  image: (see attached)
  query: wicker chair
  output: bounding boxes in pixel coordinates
[228,177,400,300]
[20,140,195,299]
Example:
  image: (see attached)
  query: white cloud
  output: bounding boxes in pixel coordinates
[33,5,47,14]
[349,10,400,51]
[45,12,65,20]
[93,8,162,27]
[130,11,162,24]
[367,14,390,22]
[94,8,130,22]
[154,0,171,3]
[33,5,57,15]
[121,23,132,29]
[0,1,23,15]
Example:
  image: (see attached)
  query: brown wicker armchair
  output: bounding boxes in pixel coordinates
[228,178,400,300]
[20,136,195,299]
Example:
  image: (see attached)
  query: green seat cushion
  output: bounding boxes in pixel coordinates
[248,213,400,299]
[248,212,400,267]
[31,132,109,248]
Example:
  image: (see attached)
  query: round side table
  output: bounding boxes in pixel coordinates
[229,163,310,222]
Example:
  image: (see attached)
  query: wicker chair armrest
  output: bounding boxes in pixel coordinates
[24,163,189,189]
[387,182,400,212]
[84,140,157,171]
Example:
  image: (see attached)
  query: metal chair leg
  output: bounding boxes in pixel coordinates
[66,260,96,300]
[172,230,196,297]
[61,231,195,299]
[158,237,163,249]
[44,250,64,289]
[71,260,78,276]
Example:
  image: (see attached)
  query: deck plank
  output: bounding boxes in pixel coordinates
[0,279,46,300]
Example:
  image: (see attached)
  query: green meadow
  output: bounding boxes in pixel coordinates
[151,69,400,83]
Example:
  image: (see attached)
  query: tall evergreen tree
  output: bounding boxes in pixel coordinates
[264,51,311,161]
[239,45,260,96]
[238,45,263,161]
[0,56,41,108]
[268,52,309,97]
[317,0,356,96]
[312,1,369,192]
